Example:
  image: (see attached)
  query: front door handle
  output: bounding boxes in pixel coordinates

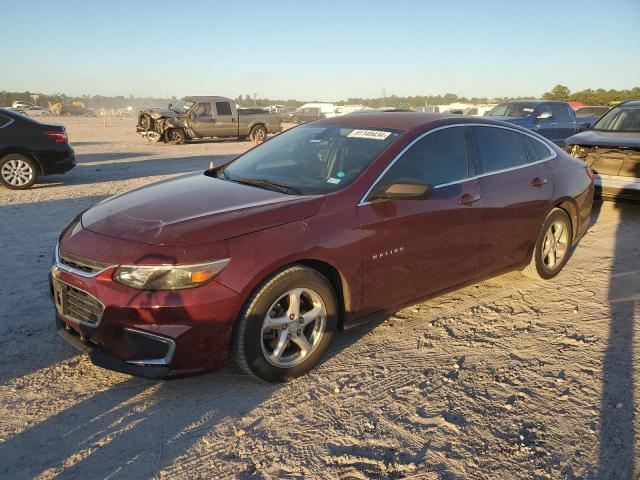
[458,193,481,206]
[530,177,548,188]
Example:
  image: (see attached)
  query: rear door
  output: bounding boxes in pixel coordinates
[357,126,483,313]
[470,126,555,274]
[214,101,237,136]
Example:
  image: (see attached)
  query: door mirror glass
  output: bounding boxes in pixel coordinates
[577,122,591,132]
[537,111,553,120]
[370,181,433,201]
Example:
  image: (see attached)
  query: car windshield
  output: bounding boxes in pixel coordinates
[591,106,640,132]
[221,124,402,195]
[169,99,195,113]
[486,102,538,117]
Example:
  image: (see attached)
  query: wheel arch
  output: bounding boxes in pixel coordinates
[552,198,579,242]
[0,148,44,175]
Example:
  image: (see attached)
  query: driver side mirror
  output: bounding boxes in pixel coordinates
[537,112,553,121]
[369,180,433,201]
[168,103,172,108]
[577,122,591,132]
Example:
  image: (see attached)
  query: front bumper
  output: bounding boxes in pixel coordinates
[50,254,242,378]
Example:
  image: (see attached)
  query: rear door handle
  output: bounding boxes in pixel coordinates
[530,177,548,187]
[458,193,481,206]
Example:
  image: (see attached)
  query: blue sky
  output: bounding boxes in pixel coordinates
[1,0,638,100]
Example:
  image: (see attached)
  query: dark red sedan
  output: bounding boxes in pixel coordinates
[51,113,594,382]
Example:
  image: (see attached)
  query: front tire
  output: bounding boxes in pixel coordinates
[0,154,38,190]
[165,128,186,144]
[232,265,338,382]
[522,208,573,280]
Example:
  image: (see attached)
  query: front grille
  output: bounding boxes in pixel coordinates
[53,279,104,325]
[59,250,112,275]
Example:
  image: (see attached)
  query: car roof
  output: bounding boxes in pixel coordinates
[619,99,640,107]
[314,112,523,132]
[184,96,231,103]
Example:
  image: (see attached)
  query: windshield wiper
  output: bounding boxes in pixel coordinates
[231,177,302,195]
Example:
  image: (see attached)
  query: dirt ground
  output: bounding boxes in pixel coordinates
[0,117,639,479]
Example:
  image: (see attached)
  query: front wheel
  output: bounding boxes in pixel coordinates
[165,128,186,144]
[232,265,338,382]
[522,208,573,280]
[0,154,38,190]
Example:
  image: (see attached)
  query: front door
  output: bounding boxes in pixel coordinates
[357,126,482,313]
[533,103,557,141]
[468,125,555,274]
[188,102,217,137]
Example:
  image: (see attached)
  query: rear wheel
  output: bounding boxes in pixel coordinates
[232,265,338,382]
[249,125,267,143]
[165,128,186,144]
[0,154,38,190]
[522,208,573,280]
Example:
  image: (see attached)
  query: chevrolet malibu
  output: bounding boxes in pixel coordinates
[51,113,594,382]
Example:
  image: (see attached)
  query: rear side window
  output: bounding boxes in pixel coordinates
[379,127,468,187]
[551,104,570,123]
[523,135,553,162]
[215,102,233,116]
[0,114,11,128]
[472,126,528,173]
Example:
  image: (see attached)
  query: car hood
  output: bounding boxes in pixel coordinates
[82,172,324,245]
[141,108,180,120]
[565,130,640,148]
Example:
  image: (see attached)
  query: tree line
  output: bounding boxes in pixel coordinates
[2,85,638,111]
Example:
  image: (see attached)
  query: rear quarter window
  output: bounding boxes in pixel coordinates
[215,102,233,116]
[523,135,554,162]
[0,114,12,128]
[471,126,529,173]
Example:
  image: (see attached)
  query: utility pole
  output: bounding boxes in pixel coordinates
[382,88,386,108]
[253,93,257,106]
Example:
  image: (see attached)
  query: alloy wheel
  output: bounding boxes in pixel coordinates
[542,220,568,270]
[1,159,34,187]
[260,288,327,368]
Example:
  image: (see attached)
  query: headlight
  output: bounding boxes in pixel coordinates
[113,259,230,290]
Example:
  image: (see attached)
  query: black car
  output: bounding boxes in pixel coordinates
[0,108,75,190]
[566,99,640,201]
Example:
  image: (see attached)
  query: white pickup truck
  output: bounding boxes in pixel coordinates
[136,96,283,143]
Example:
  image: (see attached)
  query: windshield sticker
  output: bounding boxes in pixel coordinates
[347,129,392,140]
[327,177,341,184]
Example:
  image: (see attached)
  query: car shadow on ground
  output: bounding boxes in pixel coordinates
[0,317,386,479]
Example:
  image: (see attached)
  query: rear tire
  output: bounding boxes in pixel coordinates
[522,208,573,280]
[0,154,38,190]
[232,265,338,382]
[249,125,267,143]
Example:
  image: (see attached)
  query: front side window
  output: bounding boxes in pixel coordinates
[375,127,468,190]
[472,126,529,173]
[222,125,401,195]
[216,102,233,116]
[192,102,212,117]
[592,106,640,132]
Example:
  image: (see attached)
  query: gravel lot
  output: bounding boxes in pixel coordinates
[1,117,639,479]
